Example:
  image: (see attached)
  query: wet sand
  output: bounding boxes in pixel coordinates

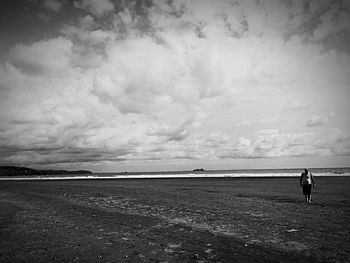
[1,177,349,262]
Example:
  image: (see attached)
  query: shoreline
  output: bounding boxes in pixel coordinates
[1,172,350,181]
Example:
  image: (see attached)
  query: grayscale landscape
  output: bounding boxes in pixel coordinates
[1,0,350,262]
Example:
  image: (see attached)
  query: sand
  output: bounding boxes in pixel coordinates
[1,177,349,262]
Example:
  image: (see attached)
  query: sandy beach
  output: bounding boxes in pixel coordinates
[1,177,349,262]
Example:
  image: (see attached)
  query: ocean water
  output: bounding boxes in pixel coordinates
[1,167,349,180]
[97,167,350,179]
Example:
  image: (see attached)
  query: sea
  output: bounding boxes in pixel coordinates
[1,167,350,180]
[95,167,350,179]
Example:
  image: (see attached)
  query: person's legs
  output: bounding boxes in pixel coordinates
[303,185,312,203]
[308,185,313,203]
[303,185,308,202]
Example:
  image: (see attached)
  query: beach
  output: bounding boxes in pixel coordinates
[1,177,349,262]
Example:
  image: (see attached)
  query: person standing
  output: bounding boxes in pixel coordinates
[300,169,315,203]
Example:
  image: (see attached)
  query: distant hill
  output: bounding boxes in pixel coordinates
[0,166,92,177]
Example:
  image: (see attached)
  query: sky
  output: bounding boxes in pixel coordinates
[0,0,350,172]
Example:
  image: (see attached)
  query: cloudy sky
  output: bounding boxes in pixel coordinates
[0,0,350,172]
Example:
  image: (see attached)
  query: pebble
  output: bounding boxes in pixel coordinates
[192,253,200,259]
[286,229,298,233]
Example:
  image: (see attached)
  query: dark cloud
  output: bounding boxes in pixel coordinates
[0,145,130,166]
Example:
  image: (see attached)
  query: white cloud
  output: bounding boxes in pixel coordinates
[286,97,314,110]
[74,0,114,17]
[257,118,279,125]
[218,129,350,159]
[236,120,253,127]
[8,37,72,74]
[306,113,334,127]
[236,118,278,127]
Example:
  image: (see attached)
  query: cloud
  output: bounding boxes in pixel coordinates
[236,118,278,127]
[286,97,314,110]
[236,120,253,127]
[306,113,334,127]
[0,0,350,169]
[311,1,350,41]
[43,0,63,12]
[74,0,114,17]
[257,118,279,125]
[218,128,350,159]
[8,37,73,74]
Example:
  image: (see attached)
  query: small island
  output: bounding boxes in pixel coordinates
[193,168,205,172]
